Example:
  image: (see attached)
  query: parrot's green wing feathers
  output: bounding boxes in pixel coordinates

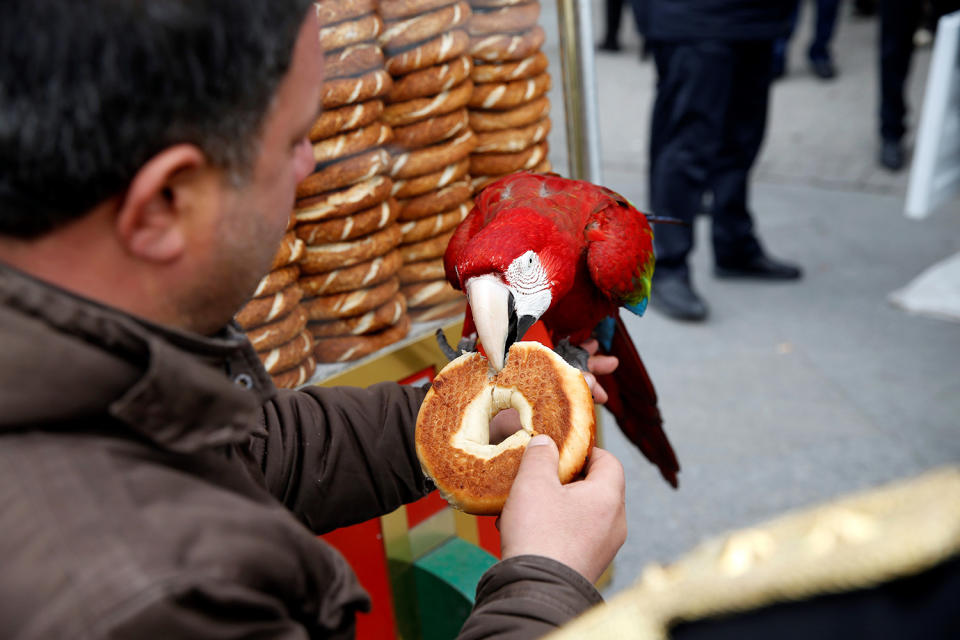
[584,194,656,316]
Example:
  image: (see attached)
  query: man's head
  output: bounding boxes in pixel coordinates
[0,0,321,334]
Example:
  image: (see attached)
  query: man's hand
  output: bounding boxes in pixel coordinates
[580,338,617,404]
[498,435,626,584]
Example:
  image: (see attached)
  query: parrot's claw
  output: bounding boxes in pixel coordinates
[436,330,479,362]
[457,335,477,354]
[435,329,459,362]
[554,338,590,372]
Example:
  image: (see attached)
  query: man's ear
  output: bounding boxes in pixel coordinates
[115,144,211,263]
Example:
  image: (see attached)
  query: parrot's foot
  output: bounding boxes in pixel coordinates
[554,338,590,372]
[435,329,459,362]
[436,330,479,362]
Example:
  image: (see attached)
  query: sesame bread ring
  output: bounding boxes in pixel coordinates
[400,200,471,244]
[297,199,398,245]
[391,108,469,149]
[321,68,392,110]
[469,140,547,176]
[415,341,595,515]
[532,158,552,173]
[271,354,317,390]
[269,232,306,270]
[296,175,393,222]
[468,95,550,132]
[389,130,476,180]
[324,43,386,81]
[397,181,471,220]
[309,100,384,142]
[319,13,383,52]
[296,148,391,199]
[299,249,403,297]
[380,1,471,53]
[258,330,314,375]
[309,293,407,338]
[379,0,457,20]
[236,283,304,330]
[472,117,551,154]
[313,314,411,363]
[469,25,545,62]
[408,298,467,323]
[303,277,400,321]
[391,157,470,198]
[246,306,309,352]
[315,0,376,27]
[471,51,548,84]
[401,278,463,307]
[382,79,474,128]
[252,264,301,298]
[312,122,393,166]
[387,55,473,104]
[300,223,402,275]
[468,2,541,36]
[385,30,470,76]
[397,257,447,284]
[468,72,551,110]
[399,229,455,263]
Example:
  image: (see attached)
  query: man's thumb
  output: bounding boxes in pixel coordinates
[515,434,561,484]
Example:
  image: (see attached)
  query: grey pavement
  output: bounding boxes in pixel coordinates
[534,3,960,596]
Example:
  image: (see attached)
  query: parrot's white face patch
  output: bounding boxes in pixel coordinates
[506,251,552,320]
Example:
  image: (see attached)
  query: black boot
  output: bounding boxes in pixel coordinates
[651,272,709,321]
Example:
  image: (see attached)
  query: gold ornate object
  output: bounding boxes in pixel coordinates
[547,466,960,639]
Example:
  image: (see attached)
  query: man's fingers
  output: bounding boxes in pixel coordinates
[581,447,626,493]
[583,372,609,404]
[587,353,618,376]
[580,338,599,356]
[513,434,561,489]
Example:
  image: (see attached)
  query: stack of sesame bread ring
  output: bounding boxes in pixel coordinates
[236,214,316,389]
[298,0,410,363]
[466,0,552,194]
[378,0,475,322]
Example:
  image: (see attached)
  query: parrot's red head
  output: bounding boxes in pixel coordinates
[445,206,580,370]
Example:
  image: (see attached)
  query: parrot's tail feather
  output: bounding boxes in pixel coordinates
[600,315,680,488]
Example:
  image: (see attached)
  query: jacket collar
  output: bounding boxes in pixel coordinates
[0,263,274,452]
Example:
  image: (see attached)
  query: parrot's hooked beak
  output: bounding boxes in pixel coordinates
[466,275,538,371]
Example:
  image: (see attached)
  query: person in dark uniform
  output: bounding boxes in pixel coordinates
[878,0,960,171]
[644,0,803,322]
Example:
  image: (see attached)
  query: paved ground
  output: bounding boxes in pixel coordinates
[533,3,960,595]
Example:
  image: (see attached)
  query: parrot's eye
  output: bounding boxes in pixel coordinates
[507,251,545,290]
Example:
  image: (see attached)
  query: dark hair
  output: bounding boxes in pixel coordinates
[0,0,314,238]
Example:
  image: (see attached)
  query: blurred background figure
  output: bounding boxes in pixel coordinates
[598,0,648,58]
[642,0,803,322]
[773,0,843,80]
[878,0,960,171]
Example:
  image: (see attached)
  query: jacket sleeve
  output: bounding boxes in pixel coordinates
[457,555,605,639]
[249,382,433,534]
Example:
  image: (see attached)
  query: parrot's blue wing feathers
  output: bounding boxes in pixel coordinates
[594,315,616,352]
[626,298,648,317]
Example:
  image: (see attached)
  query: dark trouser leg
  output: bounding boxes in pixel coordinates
[809,0,840,61]
[648,40,733,278]
[710,41,773,265]
[878,0,922,141]
[774,0,801,70]
[602,0,625,48]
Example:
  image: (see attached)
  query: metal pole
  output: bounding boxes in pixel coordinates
[555,0,603,183]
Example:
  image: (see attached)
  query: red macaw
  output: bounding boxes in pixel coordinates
[443,171,680,488]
